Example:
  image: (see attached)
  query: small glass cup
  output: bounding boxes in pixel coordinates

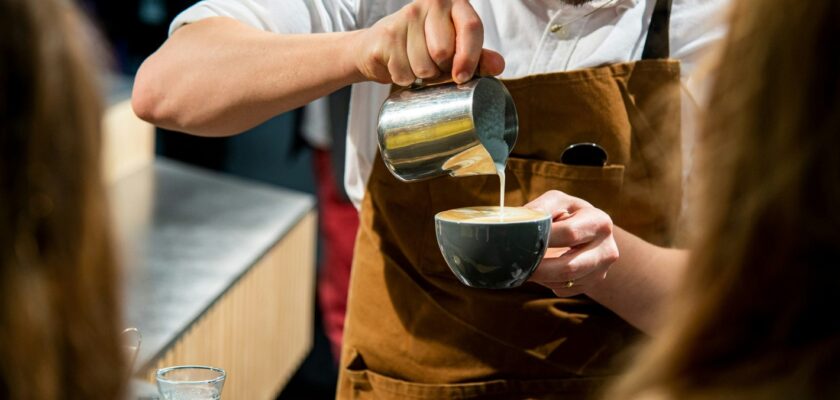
[156,365,226,400]
[121,327,142,372]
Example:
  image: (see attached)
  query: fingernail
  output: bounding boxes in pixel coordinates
[456,72,470,83]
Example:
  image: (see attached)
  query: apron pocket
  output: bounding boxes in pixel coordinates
[505,157,625,215]
[344,348,604,399]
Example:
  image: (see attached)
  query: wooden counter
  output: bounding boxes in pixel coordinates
[111,159,317,399]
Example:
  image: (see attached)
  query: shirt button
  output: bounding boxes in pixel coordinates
[550,24,567,38]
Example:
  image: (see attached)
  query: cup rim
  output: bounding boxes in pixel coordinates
[434,206,551,224]
[156,365,226,385]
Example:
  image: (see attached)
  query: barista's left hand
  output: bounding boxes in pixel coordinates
[524,190,619,297]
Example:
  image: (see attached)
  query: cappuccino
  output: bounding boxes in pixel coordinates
[435,206,551,289]
[436,206,548,224]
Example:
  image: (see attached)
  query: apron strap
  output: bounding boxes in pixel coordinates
[641,0,673,60]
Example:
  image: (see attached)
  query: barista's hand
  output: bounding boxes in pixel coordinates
[351,0,505,86]
[524,190,619,297]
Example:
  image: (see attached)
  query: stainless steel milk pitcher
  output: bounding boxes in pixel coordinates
[376,77,518,182]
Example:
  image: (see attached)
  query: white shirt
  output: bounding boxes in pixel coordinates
[171,0,729,209]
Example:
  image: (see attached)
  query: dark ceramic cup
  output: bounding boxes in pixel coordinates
[434,206,551,289]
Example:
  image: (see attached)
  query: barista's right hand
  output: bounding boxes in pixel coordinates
[351,0,505,86]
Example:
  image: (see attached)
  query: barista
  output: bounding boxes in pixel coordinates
[133,0,728,397]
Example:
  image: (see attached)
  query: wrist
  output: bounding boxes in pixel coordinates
[338,29,367,85]
[582,274,608,298]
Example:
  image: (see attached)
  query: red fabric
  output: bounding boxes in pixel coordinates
[313,149,359,363]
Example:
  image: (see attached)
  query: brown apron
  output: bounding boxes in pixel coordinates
[338,0,682,398]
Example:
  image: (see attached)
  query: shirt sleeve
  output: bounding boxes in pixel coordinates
[670,0,731,78]
[669,0,731,221]
[168,0,363,36]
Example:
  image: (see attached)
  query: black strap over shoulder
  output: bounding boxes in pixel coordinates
[641,0,673,59]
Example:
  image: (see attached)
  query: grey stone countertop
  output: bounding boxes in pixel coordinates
[110,158,315,373]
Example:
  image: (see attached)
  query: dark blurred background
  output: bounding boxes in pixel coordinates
[81,1,344,398]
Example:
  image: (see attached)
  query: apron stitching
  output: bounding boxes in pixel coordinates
[615,77,657,187]
[504,69,630,88]
[505,163,625,180]
[508,171,623,181]
[366,368,607,397]
[503,60,678,90]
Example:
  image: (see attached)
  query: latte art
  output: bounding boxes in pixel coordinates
[436,206,549,223]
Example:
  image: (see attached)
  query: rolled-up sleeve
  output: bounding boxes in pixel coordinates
[169,0,361,36]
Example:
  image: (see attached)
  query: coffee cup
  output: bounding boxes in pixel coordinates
[434,206,551,289]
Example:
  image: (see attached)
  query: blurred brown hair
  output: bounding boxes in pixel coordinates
[0,0,125,398]
[607,0,840,398]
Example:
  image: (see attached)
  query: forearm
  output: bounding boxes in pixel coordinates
[132,17,363,136]
[584,227,688,335]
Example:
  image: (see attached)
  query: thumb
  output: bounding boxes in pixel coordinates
[477,48,505,76]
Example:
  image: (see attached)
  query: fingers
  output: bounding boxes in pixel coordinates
[524,190,618,297]
[477,48,505,76]
[406,4,440,80]
[450,0,483,83]
[424,0,455,72]
[364,0,497,85]
[385,24,415,86]
[525,190,593,217]
[529,235,619,297]
[548,207,613,248]
[427,2,503,80]
[533,236,619,283]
